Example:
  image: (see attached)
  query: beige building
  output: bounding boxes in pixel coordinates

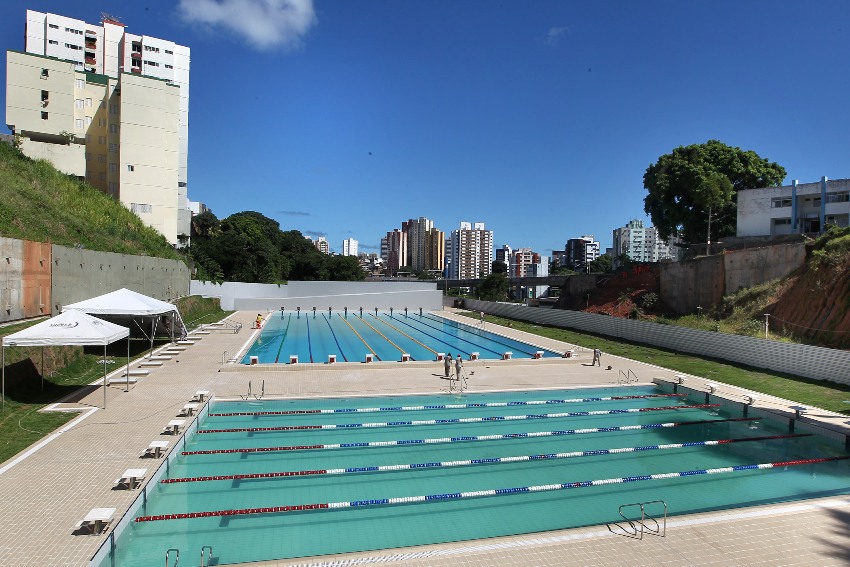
[5,10,192,246]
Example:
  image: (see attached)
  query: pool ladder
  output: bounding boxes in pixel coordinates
[618,368,638,386]
[165,548,179,566]
[221,350,239,364]
[609,500,667,539]
[201,545,213,566]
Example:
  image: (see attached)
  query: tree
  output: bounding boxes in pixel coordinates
[643,140,786,244]
[491,260,508,274]
[478,273,509,302]
[587,254,613,273]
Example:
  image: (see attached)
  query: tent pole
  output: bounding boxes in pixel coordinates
[126,336,130,392]
[149,319,155,359]
[2,345,5,411]
[103,344,107,409]
[41,349,44,392]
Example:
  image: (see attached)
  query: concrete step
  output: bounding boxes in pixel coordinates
[139,360,163,368]
[150,355,172,361]
[125,369,150,377]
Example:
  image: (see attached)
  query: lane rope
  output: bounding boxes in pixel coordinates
[164,433,810,484]
[182,416,757,456]
[196,404,720,434]
[338,314,379,361]
[137,454,850,522]
[208,393,688,417]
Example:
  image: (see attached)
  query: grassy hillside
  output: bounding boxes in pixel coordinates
[0,141,181,259]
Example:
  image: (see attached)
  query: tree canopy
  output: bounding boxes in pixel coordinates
[478,273,509,302]
[188,211,364,283]
[643,140,786,244]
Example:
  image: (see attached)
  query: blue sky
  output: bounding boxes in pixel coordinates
[3,1,849,255]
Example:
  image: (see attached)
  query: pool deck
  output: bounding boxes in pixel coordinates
[1,308,849,567]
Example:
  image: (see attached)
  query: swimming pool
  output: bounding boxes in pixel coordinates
[241,311,561,363]
[100,385,850,566]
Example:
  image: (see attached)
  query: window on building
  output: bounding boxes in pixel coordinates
[165,49,173,54]
[109,124,118,133]
[41,68,49,78]
[164,64,173,69]
[108,162,117,172]
[85,116,92,126]
[85,152,91,160]
[75,118,84,130]
[127,165,135,172]
[144,60,159,67]
[826,191,849,204]
[772,218,791,226]
[108,143,118,153]
[41,111,48,120]
[75,79,85,89]
[85,98,92,107]
[771,197,792,208]
[75,99,84,109]
[131,203,152,214]
[41,90,49,102]
[98,154,106,163]
[65,43,82,50]
[107,181,117,193]
[48,40,58,45]
[98,136,106,144]
[109,104,119,115]
[85,134,91,143]
[49,23,59,29]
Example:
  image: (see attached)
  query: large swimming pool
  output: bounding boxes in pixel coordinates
[242,311,561,363]
[99,385,850,566]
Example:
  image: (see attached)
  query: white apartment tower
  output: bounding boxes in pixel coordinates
[612,220,678,262]
[446,222,493,279]
[314,237,329,255]
[342,238,358,257]
[6,10,192,245]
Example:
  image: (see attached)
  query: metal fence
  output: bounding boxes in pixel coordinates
[464,299,850,386]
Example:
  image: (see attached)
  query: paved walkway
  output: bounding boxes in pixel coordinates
[0,309,849,567]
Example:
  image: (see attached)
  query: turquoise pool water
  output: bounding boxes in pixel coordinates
[101,386,850,566]
[241,312,560,363]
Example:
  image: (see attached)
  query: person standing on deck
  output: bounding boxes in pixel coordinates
[592,348,602,367]
[455,354,464,380]
[445,352,453,379]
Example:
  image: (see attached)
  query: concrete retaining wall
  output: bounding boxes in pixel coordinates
[464,298,850,386]
[190,280,443,312]
[0,236,190,322]
[659,242,805,313]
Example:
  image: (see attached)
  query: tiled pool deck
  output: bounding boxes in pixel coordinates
[1,309,849,567]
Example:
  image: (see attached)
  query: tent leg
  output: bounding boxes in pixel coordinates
[126,337,130,392]
[2,345,5,411]
[103,344,107,409]
[41,349,44,392]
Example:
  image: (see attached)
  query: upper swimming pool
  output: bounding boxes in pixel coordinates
[99,385,850,566]
[241,311,561,363]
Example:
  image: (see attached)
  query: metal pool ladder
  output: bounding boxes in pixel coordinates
[610,500,667,539]
[618,368,638,386]
[165,548,179,566]
[200,545,213,566]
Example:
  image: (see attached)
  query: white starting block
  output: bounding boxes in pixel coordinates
[365,354,374,363]
[502,352,512,360]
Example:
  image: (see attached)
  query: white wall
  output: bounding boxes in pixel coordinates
[190,281,443,312]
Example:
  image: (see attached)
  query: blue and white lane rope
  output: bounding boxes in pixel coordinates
[197,404,720,434]
[165,433,809,484]
[208,393,687,417]
[138,454,850,522]
[182,417,756,456]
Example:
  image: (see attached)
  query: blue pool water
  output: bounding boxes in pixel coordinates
[242,312,560,363]
[101,386,850,567]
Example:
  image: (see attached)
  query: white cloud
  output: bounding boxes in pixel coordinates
[178,0,316,51]
[544,25,571,46]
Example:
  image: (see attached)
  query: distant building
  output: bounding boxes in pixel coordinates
[511,248,538,278]
[400,217,444,272]
[446,222,493,279]
[381,228,407,276]
[612,219,678,262]
[5,9,192,246]
[737,176,850,237]
[342,238,358,256]
[564,235,600,271]
[495,244,512,269]
[314,236,329,254]
[550,250,567,269]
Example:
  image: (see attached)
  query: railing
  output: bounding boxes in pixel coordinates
[200,545,213,566]
[165,548,179,566]
[618,368,638,386]
[610,500,667,539]
[221,350,239,365]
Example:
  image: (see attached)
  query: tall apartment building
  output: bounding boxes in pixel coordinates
[511,248,540,278]
[446,222,493,279]
[381,228,407,276]
[5,10,192,245]
[612,220,678,262]
[564,235,600,271]
[342,238,358,257]
[494,244,512,269]
[314,236,329,254]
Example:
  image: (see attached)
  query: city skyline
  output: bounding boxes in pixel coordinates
[3,1,849,256]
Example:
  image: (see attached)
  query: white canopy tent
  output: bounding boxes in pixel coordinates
[2,310,130,410]
[62,288,187,347]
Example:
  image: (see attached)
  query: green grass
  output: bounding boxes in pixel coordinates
[0,142,181,259]
[477,313,850,415]
[0,296,232,464]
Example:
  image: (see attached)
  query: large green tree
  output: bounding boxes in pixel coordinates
[643,140,786,244]
[478,273,509,302]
